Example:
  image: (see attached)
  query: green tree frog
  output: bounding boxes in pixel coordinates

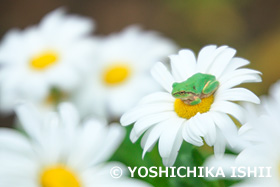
[171,73,219,105]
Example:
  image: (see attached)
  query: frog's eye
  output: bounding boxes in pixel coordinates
[193,86,196,90]
[179,91,186,94]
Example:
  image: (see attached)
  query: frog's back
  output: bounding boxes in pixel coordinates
[183,73,216,93]
[187,73,216,83]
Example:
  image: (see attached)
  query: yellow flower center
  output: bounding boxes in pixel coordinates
[40,166,81,187]
[30,51,58,70]
[174,95,214,119]
[103,64,131,85]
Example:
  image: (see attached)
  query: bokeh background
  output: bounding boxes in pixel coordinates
[1,0,280,126]
[1,0,280,186]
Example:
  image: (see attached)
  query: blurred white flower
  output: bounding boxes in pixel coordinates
[0,103,151,187]
[205,81,280,186]
[73,25,177,118]
[0,8,97,113]
[237,80,280,149]
[121,45,261,166]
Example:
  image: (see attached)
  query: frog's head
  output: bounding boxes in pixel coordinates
[171,82,197,99]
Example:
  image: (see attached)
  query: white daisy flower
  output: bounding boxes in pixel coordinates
[238,80,280,149]
[121,45,261,166]
[0,103,151,187]
[0,8,97,113]
[73,25,177,118]
[205,81,280,186]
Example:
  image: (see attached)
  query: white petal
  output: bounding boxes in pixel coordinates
[219,69,262,90]
[58,102,80,137]
[215,88,260,104]
[189,113,208,136]
[182,120,204,146]
[196,45,217,71]
[140,128,152,150]
[170,49,196,81]
[214,128,226,158]
[170,54,184,81]
[0,180,37,187]
[0,151,38,176]
[39,8,65,34]
[46,66,79,87]
[222,74,261,91]
[39,8,94,41]
[211,112,238,148]
[220,68,261,83]
[151,62,175,92]
[222,57,250,74]
[197,45,228,73]
[234,144,271,167]
[207,47,236,78]
[90,123,125,165]
[130,114,183,145]
[238,123,259,147]
[211,101,246,124]
[55,14,94,41]
[129,128,138,143]
[178,49,197,78]
[67,119,105,168]
[158,118,184,166]
[133,112,176,138]
[138,92,174,105]
[0,29,22,64]
[120,102,173,126]
[165,135,183,166]
[187,117,205,143]
[200,113,216,146]
[141,119,171,158]
[14,104,43,142]
[238,122,253,136]
[0,129,33,154]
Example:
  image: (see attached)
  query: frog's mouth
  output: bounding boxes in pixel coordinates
[172,91,198,99]
[172,91,186,98]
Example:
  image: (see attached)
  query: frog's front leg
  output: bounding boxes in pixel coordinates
[202,80,219,95]
[189,97,201,105]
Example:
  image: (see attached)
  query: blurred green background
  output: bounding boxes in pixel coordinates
[0,0,279,186]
